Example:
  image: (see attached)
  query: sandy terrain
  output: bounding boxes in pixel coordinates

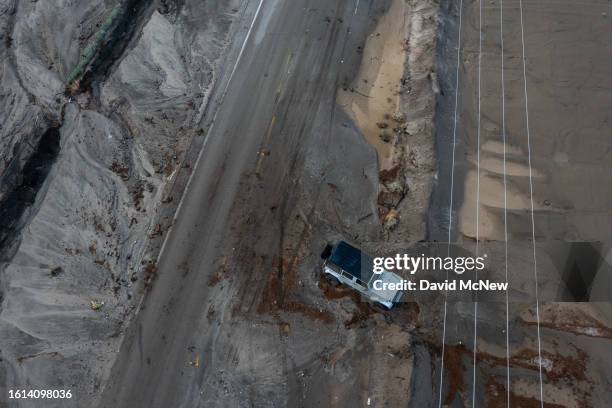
[337,0,406,166]
[338,0,438,243]
[0,1,243,406]
[457,0,612,244]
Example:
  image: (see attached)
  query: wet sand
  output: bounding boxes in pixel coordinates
[337,0,406,168]
[458,0,612,244]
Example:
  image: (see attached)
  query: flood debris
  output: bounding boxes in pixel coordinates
[144,261,157,287]
[208,270,223,287]
[150,223,163,238]
[521,304,612,339]
[189,356,200,368]
[391,111,405,122]
[50,266,63,277]
[110,162,130,181]
[90,300,105,310]
[382,209,399,231]
[377,164,408,225]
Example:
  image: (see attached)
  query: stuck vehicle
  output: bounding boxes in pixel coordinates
[322,241,403,309]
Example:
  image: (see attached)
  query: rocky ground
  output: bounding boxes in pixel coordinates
[0,0,243,405]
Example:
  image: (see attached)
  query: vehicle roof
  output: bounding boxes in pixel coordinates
[328,241,374,282]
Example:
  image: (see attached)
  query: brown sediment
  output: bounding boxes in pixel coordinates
[486,377,565,408]
[379,164,402,183]
[444,344,468,405]
[392,302,420,330]
[320,276,363,301]
[142,263,157,288]
[343,305,374,329]
[318,276,422,329]
[110,162,130,181]
[319,275,374,328]
[425,343,469,404]
[248,201,336,325]
[431,341,590,405]
[484,346,589,383]
[507,348,589,383]
[536,321,612,339]
[520,304,612,339]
